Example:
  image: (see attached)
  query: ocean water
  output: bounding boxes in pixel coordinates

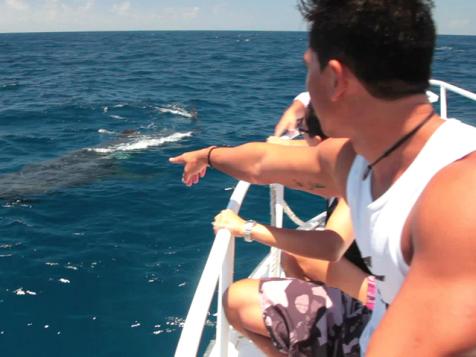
[0,31,475,357]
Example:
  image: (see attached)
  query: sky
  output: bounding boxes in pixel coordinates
[0,0,474,35]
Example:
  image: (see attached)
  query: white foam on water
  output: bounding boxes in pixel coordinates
[98,128,115,135]
[103,106,109,113]
[14,288,26,296]
[89,132,192,154]
[58,278,70,284]
[436,46,453,51]
[14,288,36,296]
[131,322,141,328]
[1,82,19,89]
[110,114,125,120]
[156,105,196,118]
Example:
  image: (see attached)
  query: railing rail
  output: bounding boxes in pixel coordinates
[174,180,250,357]
[429,79,476,118]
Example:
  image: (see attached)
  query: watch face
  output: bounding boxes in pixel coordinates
[243,220,256,242]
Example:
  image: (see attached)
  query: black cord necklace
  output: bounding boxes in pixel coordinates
[362,110,435,180]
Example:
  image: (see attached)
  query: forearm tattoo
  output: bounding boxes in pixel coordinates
[293,179,326,191]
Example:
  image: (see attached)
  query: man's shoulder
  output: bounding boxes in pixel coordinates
[413,150,476,246]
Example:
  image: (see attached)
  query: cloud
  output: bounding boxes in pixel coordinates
[182,6,200,20]
[112,1,131,16]
[80,0,95,11]
[156,6,201,21]
[5,0,29,11]
[0,0,103,32]
[448,18,471,31]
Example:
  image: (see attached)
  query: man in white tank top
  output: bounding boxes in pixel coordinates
[171,1,476,355]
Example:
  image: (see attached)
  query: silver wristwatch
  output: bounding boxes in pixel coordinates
[243,220,257,243]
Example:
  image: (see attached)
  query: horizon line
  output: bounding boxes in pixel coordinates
[0,29,472,36]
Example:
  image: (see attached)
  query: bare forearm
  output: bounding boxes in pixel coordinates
[327,259,370,303]
[210,143,332,195]
[250,223,346,261]
[208,143,270,184]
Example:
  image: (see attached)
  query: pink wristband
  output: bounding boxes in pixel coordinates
[365,275,376,311]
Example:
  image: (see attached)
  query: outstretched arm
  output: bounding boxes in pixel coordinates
[367,154,476,356]
[169,139,354,198]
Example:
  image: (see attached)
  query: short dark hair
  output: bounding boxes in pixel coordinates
[299,0,436,99]
[306,105,328,139]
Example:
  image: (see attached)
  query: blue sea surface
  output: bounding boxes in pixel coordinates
[0,31,475,357]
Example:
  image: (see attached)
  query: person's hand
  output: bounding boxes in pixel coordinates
[212,209,247,237]
[274,99,307,137]
[267,136,307,146]
[169,148,210,186]
[274,110,300,137]
[266,136,289,145]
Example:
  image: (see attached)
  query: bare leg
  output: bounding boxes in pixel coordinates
[223,278,285,357]
[280,251,310,280]
[281,251,369,303]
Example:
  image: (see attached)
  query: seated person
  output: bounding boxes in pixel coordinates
[268,99,322,147]
[271,104,372,289]
[213,202,374,356]
[273,91,310,138]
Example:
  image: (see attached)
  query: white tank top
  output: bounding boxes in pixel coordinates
[346,119,476,353]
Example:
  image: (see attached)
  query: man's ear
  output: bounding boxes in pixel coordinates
[327,59,348,101]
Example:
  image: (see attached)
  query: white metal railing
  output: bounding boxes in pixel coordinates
[175,181,287,357]
[268,184,285,277]
[175,180,250,357]
[430,79,476,118]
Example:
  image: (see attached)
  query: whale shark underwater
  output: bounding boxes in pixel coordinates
[0,130,192,201]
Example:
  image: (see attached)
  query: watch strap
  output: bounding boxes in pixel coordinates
[243,220,256,243]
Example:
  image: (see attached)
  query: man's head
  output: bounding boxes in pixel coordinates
[299,0,436,100]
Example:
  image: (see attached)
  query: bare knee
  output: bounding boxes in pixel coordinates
[222,278,264,334]
[281,251,307,279]
[223,279,254,325]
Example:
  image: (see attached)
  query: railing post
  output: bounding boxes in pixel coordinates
[174,181,250,357]
[270,184,285,228]
[216,233,234,356]
[269,184,285,277]
[440,86,448,119]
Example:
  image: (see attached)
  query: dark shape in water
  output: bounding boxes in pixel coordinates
[0,149,119,200]
[120,129,141,137]
[0,129,144,200]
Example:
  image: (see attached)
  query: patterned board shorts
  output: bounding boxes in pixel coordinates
[259,278,371,357]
